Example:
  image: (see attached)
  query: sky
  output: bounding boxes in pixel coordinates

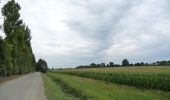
[0,0,170,68]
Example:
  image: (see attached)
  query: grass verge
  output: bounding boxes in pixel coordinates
[42,74,77,100]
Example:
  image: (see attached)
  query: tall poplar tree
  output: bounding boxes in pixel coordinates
[0,0,36,75]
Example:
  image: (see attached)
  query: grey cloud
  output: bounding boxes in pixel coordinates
[65,0,134,39]
[64,0,137,60]
[63,1,134,60]
[1,0,170,67]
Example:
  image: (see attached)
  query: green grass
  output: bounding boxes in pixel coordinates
[42,74,76,100]
[48,74,89,100]
[47,72,170,100]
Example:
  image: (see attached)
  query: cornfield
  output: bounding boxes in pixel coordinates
[56,67,170,91]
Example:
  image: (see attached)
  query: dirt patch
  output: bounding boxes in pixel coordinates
[0,75,20,85]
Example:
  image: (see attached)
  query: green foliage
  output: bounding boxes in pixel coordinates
[0,37,7,76]
[36,59,48,73]
[122,59,129,66]
[0,0,36,77]
[0,37,13,76]
[2,0,21,36]
[47,73,88,100]
[42,74,76,100]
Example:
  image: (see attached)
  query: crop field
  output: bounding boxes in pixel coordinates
[42,73,170,100]
[44,66,170,100]
[60,66,170,74]
[56,66,170,91]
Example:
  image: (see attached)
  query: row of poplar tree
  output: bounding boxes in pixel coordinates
[0,0,36,76]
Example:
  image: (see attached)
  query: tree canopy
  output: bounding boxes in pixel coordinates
[36,59,48,73]
[122,59,129,66]
[0,0,36,76]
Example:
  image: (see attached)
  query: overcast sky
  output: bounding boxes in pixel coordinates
[0,0,170,68]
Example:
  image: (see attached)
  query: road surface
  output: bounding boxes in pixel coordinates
[0,72,47,100]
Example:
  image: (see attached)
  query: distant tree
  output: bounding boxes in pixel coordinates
[109,62,114,67]
[97,64,100,67]
[100,63,105,67]
[76,60,170,69]
[106,64,109,67]
[135,63,140,66]
[160,61,168,66]
[122,59,129,66]
[90,63,96,68]
[129,63,134,66]
[36,59,48,73]
[145,63,149,66]
[168,61,170,65]
[168,61,170,63]
[152,62,156,66]
[140,62,145,66]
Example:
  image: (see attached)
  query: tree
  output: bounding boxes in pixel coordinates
[135,63,141,66]
[0,37,7,76]
[2,0,22,37]
[36,59,48,73]
[109,62,114,67]
[90,63,97,68]
[0,36,13,76]
[140,62,145,66]
[122,59,129,66]
[1,0,36,75]
[100,63,105,67]
[24,26,31,47]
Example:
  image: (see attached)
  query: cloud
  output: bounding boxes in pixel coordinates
[0,0,170,67]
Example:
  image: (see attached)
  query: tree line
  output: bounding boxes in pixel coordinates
[76,59,170,69]
[0,0,48,77]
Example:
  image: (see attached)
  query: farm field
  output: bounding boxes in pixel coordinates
[56,66,170,91]
[44,72,170,100]
[44,66,170,100]
[60,66,170,74]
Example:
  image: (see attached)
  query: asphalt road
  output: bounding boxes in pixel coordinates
[0,72,47,100]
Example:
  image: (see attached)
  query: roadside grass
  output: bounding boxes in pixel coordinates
[42,74,77,100]
[47,72,170,100]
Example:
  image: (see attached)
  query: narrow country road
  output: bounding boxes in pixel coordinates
[0,72,47,100]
